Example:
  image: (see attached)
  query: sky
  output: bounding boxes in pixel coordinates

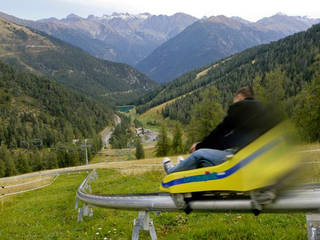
[0,0,319,21]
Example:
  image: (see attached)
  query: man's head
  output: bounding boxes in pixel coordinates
[233,86,255,103]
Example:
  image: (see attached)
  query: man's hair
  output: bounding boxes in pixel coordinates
[236,86,255,99]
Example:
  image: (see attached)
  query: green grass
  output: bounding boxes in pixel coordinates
[144,146,157,159]
[91,143,157,164]
[91,148,137,163]
[0,169,308,239]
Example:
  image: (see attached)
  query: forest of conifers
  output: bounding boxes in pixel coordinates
[136,23,320,127]
[1,23,320,177]
[0,61,109,177]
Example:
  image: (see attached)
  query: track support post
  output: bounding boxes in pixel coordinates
[132,211,157,240]
[77,207,83,222]
[307,213,320,240]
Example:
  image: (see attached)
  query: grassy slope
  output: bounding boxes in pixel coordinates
[141,98,177,119]
[140,89,198,119]
[137,66,209,119]
[138,90,198,132]
[0,168,309,240]
[0,175,54,196]
[1,144,319,239]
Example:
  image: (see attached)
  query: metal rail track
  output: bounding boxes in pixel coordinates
[76,170,320,240]
[0,175,59,199]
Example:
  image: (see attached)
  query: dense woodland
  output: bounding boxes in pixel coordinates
[150,23,320,157]
[137,23,320,126]
[161,90,202,124]
[0,61,108,177]
[1,22,320,177]
[109,114,135,149]
[154,58,320,158]
[0,18,156,106]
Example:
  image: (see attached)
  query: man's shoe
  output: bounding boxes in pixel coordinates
[177,156,184,165]
[163,157,174,174]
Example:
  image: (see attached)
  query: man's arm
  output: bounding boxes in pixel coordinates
[190,143,198,152]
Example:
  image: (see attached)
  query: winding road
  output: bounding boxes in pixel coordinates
[101,114,121,148]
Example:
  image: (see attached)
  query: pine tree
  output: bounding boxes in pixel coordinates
[187,85,225,143]
[0,157,5,177]
[5,155,17,177]
[70,149,80,166]
[172,123,184,154]
[0,126,6,146]
[253,67,286,117]
[155,125,170,157]
[0,145,17,176]
[63,123,74,143]
[48,152,59,169]
[135,138,145,159]
[92,134,103,153]
[16,152,31,173]
[293,55,320,141]
[33,151,43,171]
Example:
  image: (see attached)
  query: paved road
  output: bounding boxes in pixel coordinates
[101,114,121,147]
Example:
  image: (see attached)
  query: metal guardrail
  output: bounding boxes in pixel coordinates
[76,170,320,240]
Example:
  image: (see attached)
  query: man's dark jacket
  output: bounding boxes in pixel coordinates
[196,98,280,151]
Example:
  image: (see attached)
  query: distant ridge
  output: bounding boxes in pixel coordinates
[1,11,319,85]
[137,22,320,122]
[0,17,156,105]
[136,13,320,83]
[0,11,198,65]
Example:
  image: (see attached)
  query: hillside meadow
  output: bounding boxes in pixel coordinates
[0,166,311,240]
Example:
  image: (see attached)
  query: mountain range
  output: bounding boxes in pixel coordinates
[1,11,319,84]
[136,13,320,82]
[137,22,320,123]
[0,16,156,105]
[0,11,197,66]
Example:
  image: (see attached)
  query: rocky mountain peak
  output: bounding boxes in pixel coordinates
[205,15,243,28]
[66,13,82,20]
[38,17,59,23]
[231,16,252,25]
[102,12,151,20]
[275,12,287,16]
[87,14,98,20]
[257,13,320,34]
[258,13,317,23]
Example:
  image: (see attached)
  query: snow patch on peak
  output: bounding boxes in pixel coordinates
[66,14,82,19]
[275,12,287,16]
[102,12,151,20]
[138,13,151,19]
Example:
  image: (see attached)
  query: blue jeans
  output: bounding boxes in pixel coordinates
[167,148,230,174]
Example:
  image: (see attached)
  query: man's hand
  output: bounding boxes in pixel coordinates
[190,143,197,153]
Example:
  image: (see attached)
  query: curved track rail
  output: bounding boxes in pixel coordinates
[76,170,320,240]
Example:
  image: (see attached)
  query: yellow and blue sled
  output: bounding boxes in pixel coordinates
[160,121,301,194]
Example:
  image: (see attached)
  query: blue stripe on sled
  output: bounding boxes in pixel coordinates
[161,139,281,189]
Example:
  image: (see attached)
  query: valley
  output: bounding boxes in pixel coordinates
[0,11,198,66]
[0,17,157,105]
[1,5,320,240]
[1,145,320,239]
